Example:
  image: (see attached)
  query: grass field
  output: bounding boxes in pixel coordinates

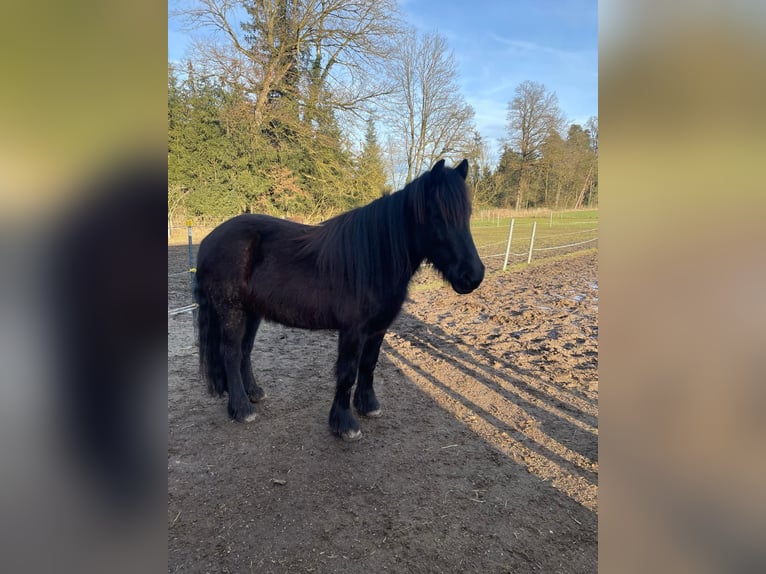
[169,209,599,276]
[471,209,598,271]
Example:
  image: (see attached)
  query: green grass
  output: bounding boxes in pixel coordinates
[406,209,599,294]
[497,246,598,274]
[471,210,598,253]
[469,209,598,272]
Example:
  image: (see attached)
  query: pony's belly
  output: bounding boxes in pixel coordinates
[249,284,340,331]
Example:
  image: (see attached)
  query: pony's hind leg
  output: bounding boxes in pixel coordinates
[353,331,385,418]
[220,308,256,422]
[329,329,363,441]
[241,313,266,403]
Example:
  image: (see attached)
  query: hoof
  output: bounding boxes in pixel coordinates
[247,384,267,403]
[361,409,381,418]
[341,429,363,442]
[229,400,256,423]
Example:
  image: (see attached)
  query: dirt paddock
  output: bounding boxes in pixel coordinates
[168,246,598,573]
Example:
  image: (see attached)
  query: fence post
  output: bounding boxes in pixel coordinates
[502,218,515,271]
[187,220,195,277]
[550,210,553,227]
[187,220,198,342]
[527,221,537,264]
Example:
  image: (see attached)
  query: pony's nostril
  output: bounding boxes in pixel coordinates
[465,265,483,280]
[459,266,484,290]
[460,269,482,288]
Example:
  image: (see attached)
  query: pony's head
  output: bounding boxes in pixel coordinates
[415,159,485,294]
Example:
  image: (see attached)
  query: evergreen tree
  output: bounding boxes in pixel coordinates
[494,145,522,208]
[167,63,244,219]
[540,130,567,208]
[355,118,389,201]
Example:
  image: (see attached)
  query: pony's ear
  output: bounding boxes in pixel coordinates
[431,158,446,176]
[456,159,469,180]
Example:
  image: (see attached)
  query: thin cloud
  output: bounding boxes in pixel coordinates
[490,33,595,62]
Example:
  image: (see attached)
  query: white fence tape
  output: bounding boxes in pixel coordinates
[542,228,598,239]
[476,235,597,264]
[532,237,598,252]
[483,251,528,259]
[168,303,199,317]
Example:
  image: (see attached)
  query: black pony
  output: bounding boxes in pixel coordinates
[194,159,484,440]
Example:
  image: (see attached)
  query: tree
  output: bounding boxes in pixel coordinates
[387,28,476,183]
[168,62,248,219]
[494,145,522,208]
[171,0,403,220]
[174,0,400,128]
[565,123,596,208]
[585,116,598,206]
[506,81,564,209]
[462,131,496,207]
[586,115,598,157]
[540,130,566,208]
[355,117,390,200]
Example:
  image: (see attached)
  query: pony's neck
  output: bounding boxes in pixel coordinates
[365,190,426,291]
[390,191,428,287]
[403,221,427,279]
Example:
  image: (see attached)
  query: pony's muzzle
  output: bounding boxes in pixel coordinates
[452,262,485,294]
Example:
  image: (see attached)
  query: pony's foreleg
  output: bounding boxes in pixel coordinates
[353,331,385,418]
[241,313,266,403]
[221,310,256,422]
[329,329,363,441]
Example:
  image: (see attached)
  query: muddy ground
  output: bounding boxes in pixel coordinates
[168,247,598,573]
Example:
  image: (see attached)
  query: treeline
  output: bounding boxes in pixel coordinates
[168,1,597,224]
[168,62,387,222]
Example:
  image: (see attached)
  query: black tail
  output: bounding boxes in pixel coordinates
[194,275,227,395]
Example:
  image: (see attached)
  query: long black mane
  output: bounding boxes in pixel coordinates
[193,159,483,435]
[297,166,472,296]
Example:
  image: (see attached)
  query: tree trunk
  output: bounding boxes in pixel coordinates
[574,165,593,209]
[515,166,526,211]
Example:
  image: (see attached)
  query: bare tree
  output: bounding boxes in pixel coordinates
[461,130,496,204]
[383,132,406,191]
[506,81,564,209]
[585,115,598,206]
[386,29,476,182]
[586,115,598,157]
[167,184,189,237]
[172,0,401,126]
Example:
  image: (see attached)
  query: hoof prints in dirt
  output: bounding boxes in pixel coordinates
[169,245,598,573]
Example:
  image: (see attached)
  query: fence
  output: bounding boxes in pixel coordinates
[169,209,598,315]
[479,224,597,268]
[472,209,598,272]
[168,220,199,326]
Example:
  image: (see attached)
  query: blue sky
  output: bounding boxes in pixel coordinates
[399,0,598,158]
[169,0,598,163]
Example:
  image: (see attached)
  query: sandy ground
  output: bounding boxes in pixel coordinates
[168,246,598,573]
